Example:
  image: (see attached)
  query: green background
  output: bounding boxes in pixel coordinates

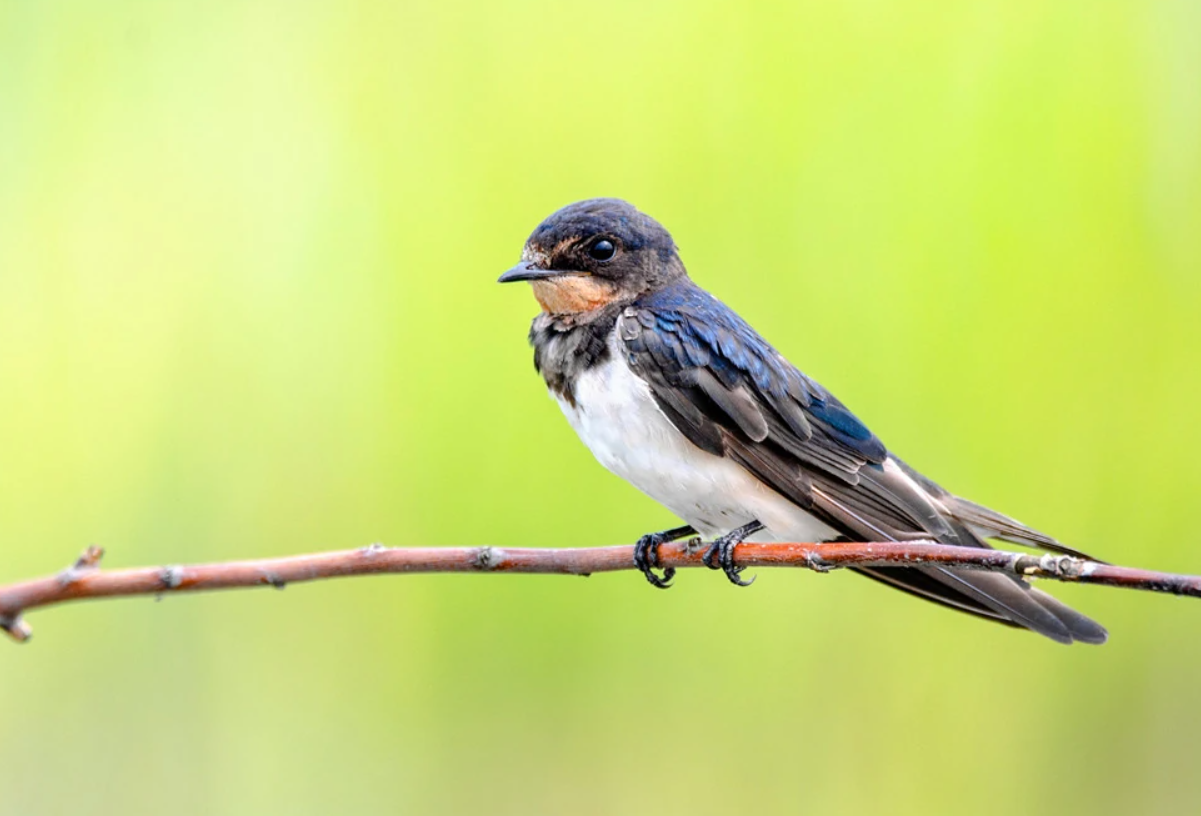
[2,2,1199,814]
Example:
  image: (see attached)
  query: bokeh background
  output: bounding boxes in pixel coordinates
[2,2,1200,814]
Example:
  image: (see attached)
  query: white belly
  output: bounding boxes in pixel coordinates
[555,349,839,544]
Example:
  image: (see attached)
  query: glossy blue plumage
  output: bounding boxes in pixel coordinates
[629,280,887,465]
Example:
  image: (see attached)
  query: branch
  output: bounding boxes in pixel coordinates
[2,541,1198,643]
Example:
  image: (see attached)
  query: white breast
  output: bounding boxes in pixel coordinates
[554,334,838,543]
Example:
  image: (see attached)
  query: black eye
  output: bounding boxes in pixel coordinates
[588,238,616,261]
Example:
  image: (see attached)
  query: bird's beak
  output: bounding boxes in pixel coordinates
[497,262,584,283]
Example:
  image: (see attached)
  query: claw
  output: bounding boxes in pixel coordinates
[721,539,755,586]
[634,534,675,588]
[702,520,764,586]
[633,525,695,589]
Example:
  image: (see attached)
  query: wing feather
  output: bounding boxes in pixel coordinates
[617,282,1106,644]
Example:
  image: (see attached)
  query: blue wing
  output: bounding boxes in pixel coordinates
[620,280,941,538]
[619,281,1105,644]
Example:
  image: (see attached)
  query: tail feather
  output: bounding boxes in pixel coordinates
[853,566,1108,644]
[942,495,1102,562]
[812,470,1107,645]
[928,567,1106,644]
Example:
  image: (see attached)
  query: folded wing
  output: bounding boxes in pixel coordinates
[619,282,1106,644]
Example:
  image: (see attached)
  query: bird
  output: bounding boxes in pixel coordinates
[498,198,1106,645]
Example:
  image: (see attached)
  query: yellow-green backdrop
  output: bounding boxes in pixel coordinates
[2,3,1199,814]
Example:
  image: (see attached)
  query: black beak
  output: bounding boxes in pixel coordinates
[497,262,581,283]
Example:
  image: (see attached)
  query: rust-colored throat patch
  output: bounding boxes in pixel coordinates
[530,276,619,315]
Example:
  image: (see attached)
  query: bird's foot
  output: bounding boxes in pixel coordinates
[702,520,765,586]
[633,525,697,589]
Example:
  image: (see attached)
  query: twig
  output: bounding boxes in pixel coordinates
[1,540,1197,643]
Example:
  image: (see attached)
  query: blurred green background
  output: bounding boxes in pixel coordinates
[2,2,1200,814]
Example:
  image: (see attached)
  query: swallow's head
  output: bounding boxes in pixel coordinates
[498,198,685,316]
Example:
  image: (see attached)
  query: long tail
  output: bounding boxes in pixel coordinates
[853,562,1108,644]
[813,459,1108,645]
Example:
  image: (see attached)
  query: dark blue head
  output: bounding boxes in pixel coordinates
[498,199,687,316]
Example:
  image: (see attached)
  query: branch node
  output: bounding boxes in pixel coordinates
[0,615,32,643]
[805,552,834,573]
[73,545,105,571]
[1009,553,1084,580]
[262,572,286,590]
[58,545,106,586]
[473,547,504,570]
[361,543,387,556]
[1039,554,1083,579]
[160,565,184,590]
[1011,553,1038,576]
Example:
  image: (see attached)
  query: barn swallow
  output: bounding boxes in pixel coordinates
[499,198,1106,644]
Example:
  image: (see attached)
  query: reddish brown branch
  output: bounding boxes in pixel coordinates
[2,541,1198,642]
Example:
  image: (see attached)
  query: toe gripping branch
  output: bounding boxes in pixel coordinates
[702,520,765,586]
[633,525,697,589]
